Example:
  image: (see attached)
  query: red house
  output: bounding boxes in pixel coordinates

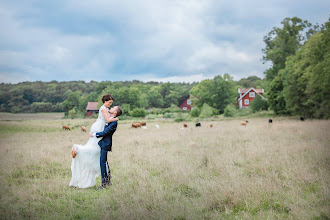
[179,95,192,110]
[86,102,99,116]
[237,88,265,108]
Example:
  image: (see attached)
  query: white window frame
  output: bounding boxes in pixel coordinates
[244,99,249,105]
[187,99,191,105]
[249,92,255,97]
[182,107,187,110]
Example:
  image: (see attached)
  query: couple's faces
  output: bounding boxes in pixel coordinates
[105,100,113,108]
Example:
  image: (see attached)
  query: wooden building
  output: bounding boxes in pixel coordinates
[237,88,265,108]
[86,102,99,117]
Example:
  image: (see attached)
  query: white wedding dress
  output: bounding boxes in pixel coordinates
[69,105,108,188]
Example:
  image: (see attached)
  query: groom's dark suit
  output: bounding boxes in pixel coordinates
[95,119,118,185]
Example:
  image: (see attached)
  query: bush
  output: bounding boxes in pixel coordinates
[224,104,237,117]
[174,118,185,122]
[68,108,77,119]
[121,104,131,115]
[130,108,147,117]
[190,107,201,117]
[199,103,217,118]
[250,96,268,112]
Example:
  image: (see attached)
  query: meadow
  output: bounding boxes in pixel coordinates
[0,113,329,219]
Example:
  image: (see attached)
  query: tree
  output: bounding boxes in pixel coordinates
[282,20,330,118]
[250,95,268,112]
[268,74,287,115]
[62,91,81,116]
[262,17,321,115]
[262,17,313,81]
[237,76,262,88]
[147,87,164,108]
[191,74,236,114]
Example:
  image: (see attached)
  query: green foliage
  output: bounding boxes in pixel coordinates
[130,108,147,118]
[190,107,201,117]
[147,86,165,108]
[68,108,77,119]
[120,103,131,115]
[191,74,237,114]
[262,17,315,81]
[250,96,268,112]
[262,17,326,117]
[224,104,237,117]
[62,91,81,116]
[282,22,330,118]
[268,73,288,115]
[199,103,217,118]
[237,76,262,88]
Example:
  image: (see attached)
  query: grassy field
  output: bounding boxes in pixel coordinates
[0,113,329,219]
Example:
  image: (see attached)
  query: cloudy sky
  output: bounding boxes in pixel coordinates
[0,0,329,83]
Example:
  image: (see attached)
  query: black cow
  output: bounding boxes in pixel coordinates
[269,119,273,123]
[300,117,305,121]
[195,122,201,127]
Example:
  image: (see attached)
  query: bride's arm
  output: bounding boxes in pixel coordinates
[101,109,119,123]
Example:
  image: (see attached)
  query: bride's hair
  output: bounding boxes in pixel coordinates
[102,94,114,103]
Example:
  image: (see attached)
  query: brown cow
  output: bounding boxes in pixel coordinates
[241,120,249,126]
[183,123,188,128]
[63,125,71,130]
[210,123,213,128]
[81,126,87,132]
[132,123,141,128]
[140,122,147,126]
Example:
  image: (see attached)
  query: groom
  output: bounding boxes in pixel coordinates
[90,106,122,189]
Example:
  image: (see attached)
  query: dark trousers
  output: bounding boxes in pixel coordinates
[100,148,111,185]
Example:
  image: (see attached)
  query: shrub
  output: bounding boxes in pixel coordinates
[199,103,217,118]
[190,107,201,117]
[130,108,147,117]
[174,118,185,122]
[121,104,131,115]
[68,108,77,119]
[224,105,237,117]
[250,96,269,112]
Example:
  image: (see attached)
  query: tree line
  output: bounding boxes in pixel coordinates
[0,76,263,116]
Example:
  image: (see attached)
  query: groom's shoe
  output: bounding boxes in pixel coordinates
[96,184,106,190]
[105,175,112,186]
[72,149,77,158]
[106,179,112,186]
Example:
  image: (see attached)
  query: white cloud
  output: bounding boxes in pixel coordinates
[0,0,329,83]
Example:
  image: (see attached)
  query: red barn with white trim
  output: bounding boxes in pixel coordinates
[179,95,192,110]
[237,88,265,108]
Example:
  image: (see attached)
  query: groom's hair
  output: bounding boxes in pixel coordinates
[102,94,114,103]
[115,106,122,117]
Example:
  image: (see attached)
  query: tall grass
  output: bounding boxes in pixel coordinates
[0,115,329,219]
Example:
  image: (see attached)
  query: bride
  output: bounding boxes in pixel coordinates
[69,94,118,188]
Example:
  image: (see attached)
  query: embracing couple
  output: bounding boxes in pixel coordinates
[69,94,122,189]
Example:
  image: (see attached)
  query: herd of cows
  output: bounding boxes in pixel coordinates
[61,117,305,131]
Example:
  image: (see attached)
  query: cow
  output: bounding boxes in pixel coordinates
[183,123,188,128]
[132,123,142,128]
[268,119,273,123]
[81,126,87,132]
[62,125,71,130]
[196,122,201,127]
[300,117,304,121]
[140,122,147,126]
[210,123,213,128]
[241,120,248,126]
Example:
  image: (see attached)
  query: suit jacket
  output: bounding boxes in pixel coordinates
[96,120,118,152]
